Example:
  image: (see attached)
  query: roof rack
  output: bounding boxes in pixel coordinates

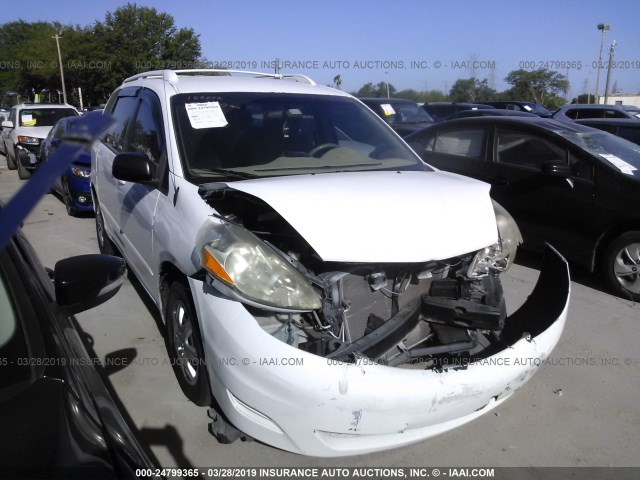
[123,69,316,86]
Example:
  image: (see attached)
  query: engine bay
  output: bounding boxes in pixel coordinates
[200,184,511,368]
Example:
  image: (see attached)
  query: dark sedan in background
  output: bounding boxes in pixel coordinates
[575,118,640,146]
[552,104,639,122]
[406,117,640,300]
[40,116,93,216]
[359,97,434,136]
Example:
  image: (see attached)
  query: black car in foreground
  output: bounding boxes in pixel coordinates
[0,208,159,477]
[406,117,640,300]
[575,118,640,146]
[359,97,434,136]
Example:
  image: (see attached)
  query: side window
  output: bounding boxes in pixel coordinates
[496,128,566,170]
[605,109,626,119]
[103,96,139,152]
[52,121,65,140]
[432,128,485,158]
[568,151,594,181]
[9,108,16,124]
[414,131,436,151]
[129,93,165,164]
[564,109,579,119]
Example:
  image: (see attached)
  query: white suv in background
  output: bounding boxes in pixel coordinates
[91,69,570,457]
[1,103,79,179]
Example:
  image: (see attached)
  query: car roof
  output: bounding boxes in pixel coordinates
[422,115,595,134]
[359,97,417,104]
[14,103,75,109]
[556,104,627,111]
[423,102,495,107]
[121,69,349,98]
[575,118,640,126]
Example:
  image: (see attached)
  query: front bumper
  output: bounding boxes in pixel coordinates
[189,245,570,457]
[16,142,42,170]
[64,173,93,211]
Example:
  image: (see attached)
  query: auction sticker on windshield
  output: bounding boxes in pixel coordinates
[185,101,228,129]
[600,153,638,175]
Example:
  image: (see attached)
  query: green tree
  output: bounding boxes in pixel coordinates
[503,69,568,107]
[449,78,496,102]
[0,5,202,106]
[354,81,397,98]
[91,3,201,100]
[0,20,70,103]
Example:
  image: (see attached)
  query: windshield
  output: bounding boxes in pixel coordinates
[561,130,640,178]
[19,108,78,127]
[172,93,428,181]
[386,102,433,124]
[521,103,551,116]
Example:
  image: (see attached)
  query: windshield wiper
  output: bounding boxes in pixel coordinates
[197,168,258,180]
[254,162,382,172]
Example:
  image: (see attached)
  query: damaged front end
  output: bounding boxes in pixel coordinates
[195,183,544,370]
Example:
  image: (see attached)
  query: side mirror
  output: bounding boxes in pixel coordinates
[541,160,572,178]
[2,120,14,129]
[55,254,126,315]
[112,152,154,184]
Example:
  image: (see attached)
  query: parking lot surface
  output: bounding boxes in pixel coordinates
[1,155,638,469]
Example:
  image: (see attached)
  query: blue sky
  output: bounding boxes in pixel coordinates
[2,0,639,97]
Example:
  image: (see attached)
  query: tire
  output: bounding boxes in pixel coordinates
[6,144,16,170]
[165,280,212,406]
[602,231,640,302]
[94,197,115,255]
[16,151,31,180]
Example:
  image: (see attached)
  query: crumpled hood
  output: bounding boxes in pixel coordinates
[220,171,498,263]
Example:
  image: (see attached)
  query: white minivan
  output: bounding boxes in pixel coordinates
[91,69,570,457]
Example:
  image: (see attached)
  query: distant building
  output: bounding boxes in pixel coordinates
[598,94,640,107]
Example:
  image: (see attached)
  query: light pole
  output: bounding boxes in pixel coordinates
[604,40,616,104]
[52,32,67,104]
[385,71,390,98]
[594,23,611,104]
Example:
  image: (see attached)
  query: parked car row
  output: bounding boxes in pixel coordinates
[0,104,94,216]
[0,103,79,179]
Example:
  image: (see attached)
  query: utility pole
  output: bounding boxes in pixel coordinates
[52,33,67,104]
[604,41,616,104]
[594,23,611,104]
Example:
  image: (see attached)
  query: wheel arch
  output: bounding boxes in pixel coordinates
[594,222,640,272]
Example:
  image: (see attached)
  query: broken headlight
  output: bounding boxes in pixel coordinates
[467,201,523,279]
[199,223,322,311]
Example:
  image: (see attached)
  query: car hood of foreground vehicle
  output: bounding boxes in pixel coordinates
[214,170,498,263]
[16,126,52,140]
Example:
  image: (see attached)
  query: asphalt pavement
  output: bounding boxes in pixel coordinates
[0,154,638,470]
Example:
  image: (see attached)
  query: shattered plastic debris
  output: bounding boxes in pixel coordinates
[553,388,563,396]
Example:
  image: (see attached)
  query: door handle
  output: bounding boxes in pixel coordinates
[117,180,126,186]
